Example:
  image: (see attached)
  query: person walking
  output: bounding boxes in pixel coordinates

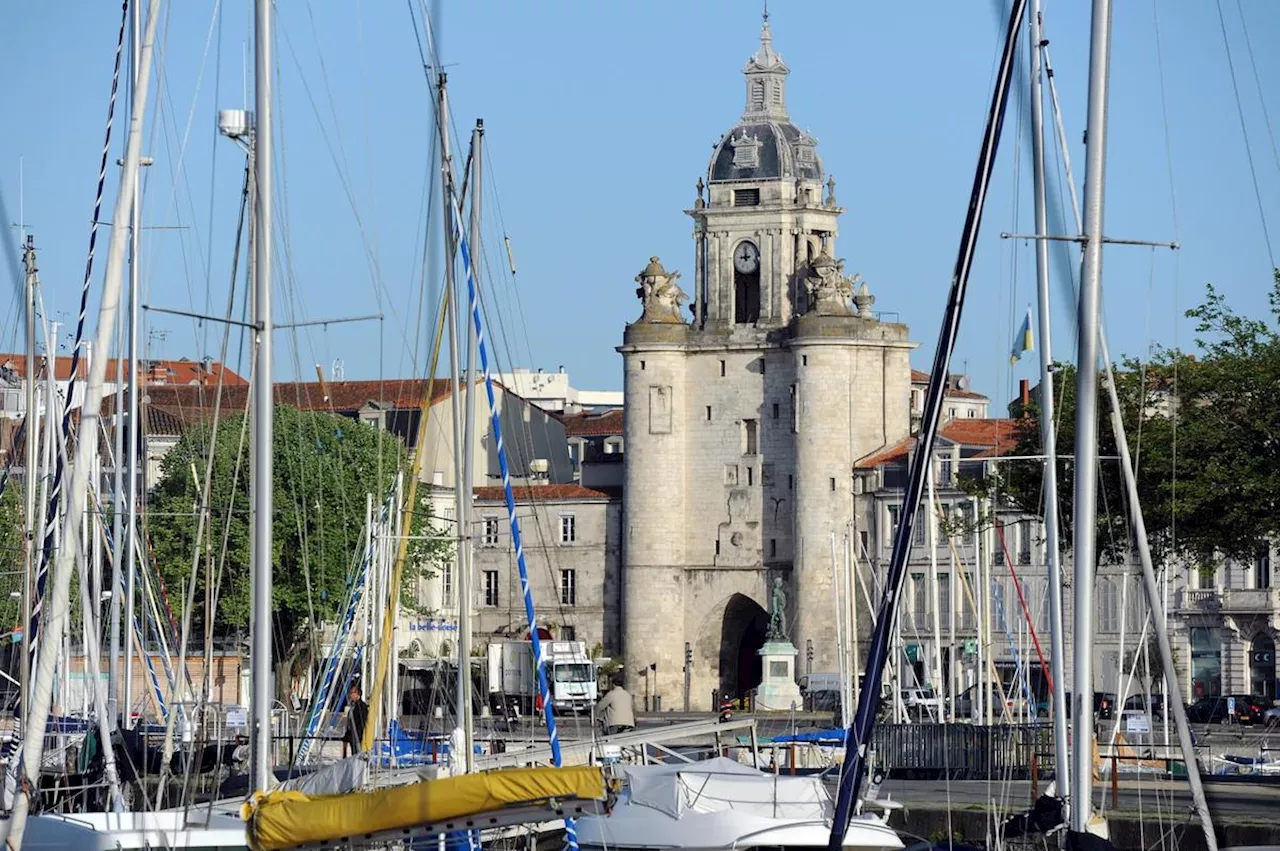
[345,683,369,755]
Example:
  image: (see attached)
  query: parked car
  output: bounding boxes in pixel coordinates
[1185,694,1264,725]
[1263,705,1280,727]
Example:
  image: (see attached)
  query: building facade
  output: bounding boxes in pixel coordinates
[618,20,915,710]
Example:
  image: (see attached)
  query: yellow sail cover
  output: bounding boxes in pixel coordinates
[245,766,606,851]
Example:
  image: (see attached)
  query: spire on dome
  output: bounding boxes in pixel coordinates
[742,10,789,120]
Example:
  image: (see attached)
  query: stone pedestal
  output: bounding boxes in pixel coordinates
[755,641,803,712]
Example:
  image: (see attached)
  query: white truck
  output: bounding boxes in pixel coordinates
[486,640,597,715]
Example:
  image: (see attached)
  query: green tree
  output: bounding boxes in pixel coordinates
[0,484,25,631]
[993,270,1280,571]
[147,405,451,690]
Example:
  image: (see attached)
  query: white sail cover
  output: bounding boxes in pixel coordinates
[625,758,829,820]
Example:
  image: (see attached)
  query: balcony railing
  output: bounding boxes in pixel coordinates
[1182,589,1221,611]
[1221,587,1280,614]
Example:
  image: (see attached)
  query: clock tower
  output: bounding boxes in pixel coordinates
[688,13,840,329]
[618,15,915,711]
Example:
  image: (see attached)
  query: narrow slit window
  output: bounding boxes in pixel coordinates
[720,360,726,377]
[706,405,712,421]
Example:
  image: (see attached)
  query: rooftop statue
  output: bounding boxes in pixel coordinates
[634,256,688,325]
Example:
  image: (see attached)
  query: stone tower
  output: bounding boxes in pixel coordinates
[619,17,914,711]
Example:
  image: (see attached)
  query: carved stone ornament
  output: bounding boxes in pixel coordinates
[802,251,856,316]
[634,256,689,324]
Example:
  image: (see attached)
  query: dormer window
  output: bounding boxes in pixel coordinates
[731,131,762,169]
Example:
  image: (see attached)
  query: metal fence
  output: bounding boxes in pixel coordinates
[871,722,1055,780]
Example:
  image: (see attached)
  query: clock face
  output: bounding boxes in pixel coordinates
[734,241,760,274]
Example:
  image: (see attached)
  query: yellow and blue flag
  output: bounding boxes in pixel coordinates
[1010,306,1033,364]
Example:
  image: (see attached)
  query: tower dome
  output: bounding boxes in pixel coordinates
[708,16,823,184]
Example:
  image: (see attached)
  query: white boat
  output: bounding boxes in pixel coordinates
[574,758,903,851]
[20,810,248,851]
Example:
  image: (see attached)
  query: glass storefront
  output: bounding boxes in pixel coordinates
[1190,627,1222,698]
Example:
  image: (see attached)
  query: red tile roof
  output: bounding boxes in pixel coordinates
[472,484,614,502]
[854,418,1021,469]
[855,437,914,469]
[127,379,466,423]
[0,354,246,386]
[558,409,623,437]
[938,417,1019,450]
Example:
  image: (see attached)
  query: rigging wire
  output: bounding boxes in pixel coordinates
[1213,0,1276,269]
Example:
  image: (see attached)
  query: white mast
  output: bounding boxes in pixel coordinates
[1069,0,1113,831]
[21,238,38,724]
[1,0,162,843]
[1027,0,1070,802]
[122,0,143,729]
[436,72,471,771]
[458,117,483,772]
[250,0,276,795]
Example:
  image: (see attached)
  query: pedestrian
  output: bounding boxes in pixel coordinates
[345,683,369,755]
[595,677,636,737]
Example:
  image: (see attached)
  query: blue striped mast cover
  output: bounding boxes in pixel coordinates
[448,187,578,851]
[29,0,130,673]
[295,494,389,765]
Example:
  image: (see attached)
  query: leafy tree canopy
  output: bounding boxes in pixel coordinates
[990,270,1280,570]
[148,404,451,669]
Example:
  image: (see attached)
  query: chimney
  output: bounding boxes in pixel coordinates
[1019,378,1030,408]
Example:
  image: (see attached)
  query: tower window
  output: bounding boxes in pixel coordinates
[640,360,646,370]
[787,474,793,490]
[751,79,765,111]
[802,355,808,366]
[830,477,837,492]
[747,467,754,486]
[706,405,712,421]
[770,539,778,558]
[733,188,760,207]
[743,419,759,455]
[772,403,780,419]
[719,360,726,377]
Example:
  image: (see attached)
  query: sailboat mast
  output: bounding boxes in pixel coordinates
[122,0,143,729]
[435,72,472,767]
[1069,0,1113,833]
[250,0,276,795]
[21,237,38,723]
[1027,0,1070,803]
[459,118,483,772]
[1,0,162,844]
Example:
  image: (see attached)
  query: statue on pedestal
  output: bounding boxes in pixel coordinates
[766,576,787,641]
[633,256,688,324]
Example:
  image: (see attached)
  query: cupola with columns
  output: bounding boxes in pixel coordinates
[687,13,846,330]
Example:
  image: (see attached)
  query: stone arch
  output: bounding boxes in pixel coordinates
[692,591,769,702]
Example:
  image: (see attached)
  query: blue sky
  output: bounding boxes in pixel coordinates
[2,2,1277,412]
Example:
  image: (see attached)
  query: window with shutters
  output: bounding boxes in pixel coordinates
[483,571,500,607]
[560,569,577,606]
[734,188,761,207]
[560,514,576,544]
